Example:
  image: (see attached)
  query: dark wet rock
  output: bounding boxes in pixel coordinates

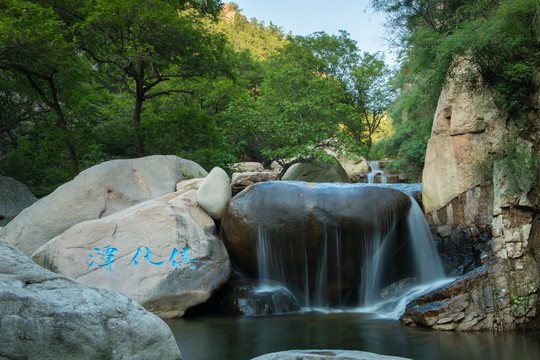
[216,279,301,316]
[221,181,413,304]
[0,239,181,359]
[400,265,497,330]
[281,161,350,183]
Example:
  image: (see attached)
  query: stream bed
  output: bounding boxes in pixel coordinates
[166,312,540,360]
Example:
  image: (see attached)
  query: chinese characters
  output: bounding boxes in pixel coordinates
[89,246,199,273]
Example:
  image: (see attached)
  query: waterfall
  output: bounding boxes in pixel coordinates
[252,187,449,317]
[357,196,450,318]
[367,161,386,184]
[256,225,344,309]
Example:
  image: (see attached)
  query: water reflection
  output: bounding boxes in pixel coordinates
[166,312,540,360]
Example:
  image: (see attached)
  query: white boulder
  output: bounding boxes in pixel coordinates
[196,167,231,220]
[1,155,207,256]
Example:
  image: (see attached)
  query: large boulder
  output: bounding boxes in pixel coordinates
[32,190,232,318]
[196,167,231,220]
[281,161,350,183]
[0,239,182,360]
[1,155,207,256]
[0,175,37,222]
[221,181,412,305]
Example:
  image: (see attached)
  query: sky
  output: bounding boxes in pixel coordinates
[230,0,397,67]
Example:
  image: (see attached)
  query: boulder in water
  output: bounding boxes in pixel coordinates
[221,181,413,305]
[0,239,182,359]
[215,279,301,316]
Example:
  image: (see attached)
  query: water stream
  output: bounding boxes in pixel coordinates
[255,192,449,316]
[166,312,540,360]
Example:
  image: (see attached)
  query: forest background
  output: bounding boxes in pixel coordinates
[0,0,537,198]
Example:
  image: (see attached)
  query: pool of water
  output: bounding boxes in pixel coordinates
[166,312,540,360]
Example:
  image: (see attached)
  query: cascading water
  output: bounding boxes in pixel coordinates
[254,188,449,317]
[367,161,387,184]
[357,196,451,318]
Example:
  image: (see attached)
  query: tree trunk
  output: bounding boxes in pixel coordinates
[54,105,79,174]
[132,92,145,158]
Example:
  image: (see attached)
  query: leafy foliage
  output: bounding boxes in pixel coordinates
[374,0,539,180]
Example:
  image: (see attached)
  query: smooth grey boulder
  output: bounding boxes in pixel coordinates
[251,350,411,360]
[0,175,37,222]
[0,239,182,360]
[32,190,232,318]
[196,167,231,220]
[1,155,207,256]
[281,161,350,183]
[221,181,412,305]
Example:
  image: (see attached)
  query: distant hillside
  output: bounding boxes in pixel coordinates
[208,3,289,59]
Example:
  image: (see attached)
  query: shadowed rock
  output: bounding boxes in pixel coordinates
[221,181,412,304]
[0,239,182,360]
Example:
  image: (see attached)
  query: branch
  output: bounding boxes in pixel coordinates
[144,89,193,100]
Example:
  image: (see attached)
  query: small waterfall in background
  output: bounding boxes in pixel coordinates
[367,161,387,184]
[254,191,450,318]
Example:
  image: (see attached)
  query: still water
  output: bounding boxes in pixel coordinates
[166,312,540,360]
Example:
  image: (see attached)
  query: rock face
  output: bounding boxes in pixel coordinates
[400,266,496,331]
[1,155,207,256]
[251,350,411,360]
[0,175,37,222]
[32,190,232,318]
[221,181,412,305]
[416,61,540,330]
[231,171,280,195]
[281,161,350,183]
[196,167,231,220]
[0,239,182,360]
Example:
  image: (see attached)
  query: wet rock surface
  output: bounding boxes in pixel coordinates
[214,278,301,316]
[400,264,501,331]
[221,181,412,304]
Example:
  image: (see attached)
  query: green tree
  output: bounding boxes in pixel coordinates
[0,0,83,173]
[75,0,230,157]
[296,31,395,157]
[373,0,539,179]
[225,41,352,172]
[348,52,394,155]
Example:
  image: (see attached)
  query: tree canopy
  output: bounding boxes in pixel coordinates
[1,2,396,196]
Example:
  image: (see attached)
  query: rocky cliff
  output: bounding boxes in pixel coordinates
[408,61,540,331]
